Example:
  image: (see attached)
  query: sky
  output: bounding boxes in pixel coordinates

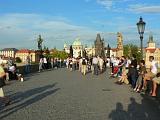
[0,0,160,49]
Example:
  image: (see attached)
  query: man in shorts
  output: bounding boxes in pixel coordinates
[142,56,157,90]
[151,72,160,97]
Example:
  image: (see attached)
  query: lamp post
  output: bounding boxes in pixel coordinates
[137,17,146,60]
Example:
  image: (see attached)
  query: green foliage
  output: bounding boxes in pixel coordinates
[15,57,22,63]
[123,44,141,62]
[50,50,69,60]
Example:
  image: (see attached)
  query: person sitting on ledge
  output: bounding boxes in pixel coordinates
[8,64,17,80]
[151,72,160,97]
[142,56,157,91]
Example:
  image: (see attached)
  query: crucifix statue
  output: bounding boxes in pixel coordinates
[37,35,43,50]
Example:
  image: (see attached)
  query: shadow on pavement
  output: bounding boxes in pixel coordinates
[108,96,160,120]
[0,83,60,119]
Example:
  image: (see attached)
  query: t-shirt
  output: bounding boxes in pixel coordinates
[151,60,157,74]
[126,59,131,68]
[82,59,87,65]
[131,59,137,68]
[92,57,98,64]
[139,66,146,75]
[0,66,4,73]
[8,66,16,72]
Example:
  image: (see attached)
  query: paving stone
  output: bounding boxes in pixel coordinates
[0,68,160,120]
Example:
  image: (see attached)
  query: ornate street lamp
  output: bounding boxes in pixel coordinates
[137,17,146,59]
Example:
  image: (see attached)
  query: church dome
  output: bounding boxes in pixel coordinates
[72,38,81,46]
[64,43,67,48]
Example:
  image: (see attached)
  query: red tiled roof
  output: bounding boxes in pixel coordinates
[17,49,35,53]
[145,48,156,53]
[111,48,117,52]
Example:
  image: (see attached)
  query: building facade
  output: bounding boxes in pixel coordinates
[116,32,123,57]
[0,48,18,58]
[145,34,160,68]
[15,49,40,63]
[64,38,84,58]
[64,38,96,58]
[94,33,105,57]
[109,32,124,58]
[72,38,83,58]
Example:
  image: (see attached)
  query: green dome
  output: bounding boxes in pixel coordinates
[64,43,67,48]
[72,38,81,46]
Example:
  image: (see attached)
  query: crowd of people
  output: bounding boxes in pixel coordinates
[110,55,160,97]
[65,56,108,75]
[38,57,66,72]
[0,54,160,107]
[43,54,160,97]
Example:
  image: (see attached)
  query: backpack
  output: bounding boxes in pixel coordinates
[82,59,86,65]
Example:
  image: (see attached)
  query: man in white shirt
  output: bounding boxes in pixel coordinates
[81,58,87,75]
[99,57,104,73]
[143,56,158,90]
[79,58,82,72]
[92,56,99,75]
[43,57,47,69]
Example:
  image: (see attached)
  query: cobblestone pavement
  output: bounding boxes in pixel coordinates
[0,68,160,120]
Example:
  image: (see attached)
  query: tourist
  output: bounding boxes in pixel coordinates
[117,56,126,77]
[7,57,13,69]
[69,58,73,71]
[59,58,62,68]
[54,58,58,69]
[43,57,48,69]
[110,55,114,74]
[151,72,160,97]
[72,58,76,71]
[129,54,138,88]
[111,57,120,77]
[8,63,17,80]
[66,57,70,69]
[0,63,11,106]
[25,56,30,74]
[126,57,131,69]
[87,57,92,72]
[142,56,157,91]
[99,56,104,73]
[106,57,110,68]
[116,67,129,84]
[79,57,82,72]
[92,56,99,75]
[51,58,54,69]
[134,60,146,92]
[125,57,131,75]
[81,57,87,75]
[39,57,43,72]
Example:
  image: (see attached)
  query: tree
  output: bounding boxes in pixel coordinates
[50,49,69,60]
[15,57,22,63]
[123,44,141,62]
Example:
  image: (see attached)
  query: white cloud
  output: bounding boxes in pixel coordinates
[0,13,99,49]
[129,4,160,13]
[96,0,131,10]
[97,0,113,9]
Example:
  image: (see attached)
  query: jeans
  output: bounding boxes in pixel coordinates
[93,64,98,75]
[131,68,138,88]
[25,64,30,74]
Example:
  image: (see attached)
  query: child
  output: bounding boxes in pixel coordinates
[116,67,129,84]
[134,60,146,92]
